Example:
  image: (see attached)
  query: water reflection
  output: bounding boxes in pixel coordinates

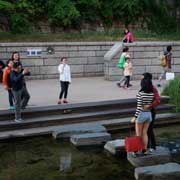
[60,152,72,172]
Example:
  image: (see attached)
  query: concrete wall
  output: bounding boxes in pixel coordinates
[104,41,180,80]
[0,42,112,79]
[0,41,180,80]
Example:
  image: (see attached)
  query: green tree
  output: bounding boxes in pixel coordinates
[48,0,80,28]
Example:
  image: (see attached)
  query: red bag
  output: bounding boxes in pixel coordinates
[125,136,144,152]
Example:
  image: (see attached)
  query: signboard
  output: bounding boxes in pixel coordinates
[27,48,42,56]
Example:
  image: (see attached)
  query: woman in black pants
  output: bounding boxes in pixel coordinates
[57,57,71,104]
[142,73,160,151]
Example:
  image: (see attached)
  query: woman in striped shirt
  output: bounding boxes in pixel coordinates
[131,78,154,154]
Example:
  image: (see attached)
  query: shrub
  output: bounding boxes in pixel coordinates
[162,77,180,112]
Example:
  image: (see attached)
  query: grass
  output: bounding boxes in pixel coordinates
[162,77,180,112]
[1,29,180,42]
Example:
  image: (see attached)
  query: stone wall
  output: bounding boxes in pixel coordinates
[104,42,180,80]
[0,41,180,80]
[0,42,112,79]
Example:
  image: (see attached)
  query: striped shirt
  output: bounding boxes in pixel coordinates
[135,91,154,118]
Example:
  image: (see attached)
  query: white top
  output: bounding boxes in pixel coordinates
[58,64,71,82]
[123,62,133,76]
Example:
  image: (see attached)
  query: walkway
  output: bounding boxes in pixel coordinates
[0,77,164,110]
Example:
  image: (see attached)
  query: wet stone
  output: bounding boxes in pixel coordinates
[104,139,125,155]
[135,162,180,180]
[52,124,107,139]
[70,132,111,146]
[127,146,171,167]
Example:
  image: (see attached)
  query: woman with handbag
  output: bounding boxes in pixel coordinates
[131,78,154,155]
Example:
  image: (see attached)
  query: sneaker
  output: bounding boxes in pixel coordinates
[15,119,23,123]
[57,100,62,104]
[63,100,68,104]
[116,83,122,87]
[9,106,15,110]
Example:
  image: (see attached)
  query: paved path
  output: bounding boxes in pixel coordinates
[0,77,165,110]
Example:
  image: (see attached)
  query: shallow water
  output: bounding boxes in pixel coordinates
[0,137,135,180]
[0,124,179,180]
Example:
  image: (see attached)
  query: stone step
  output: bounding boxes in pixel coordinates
[127,146,171,167]
[0,113,179,140]
[70,132,111,146]
[52,124,107,139]
[135,162,180,180]
[104,139,125,155]
[0,105,175,132]
[0,97,169,120]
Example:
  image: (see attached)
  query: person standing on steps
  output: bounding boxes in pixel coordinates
[11,51,30,109]
[117,47,130,87]
[2,59,15,110]
[57,57,71,104]
[142,72,160,151]
[10,62,30,122]
[131,78,154,155]
[158,45,172,87]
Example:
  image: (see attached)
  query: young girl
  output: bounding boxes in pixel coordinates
[58,57,71,104]
[123,55,133,89]
[2,59,14,109]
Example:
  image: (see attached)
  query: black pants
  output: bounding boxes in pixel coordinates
[124,76,130,87]
[147,109,156,149]
[8,89,14,106]
[59,81,69,99]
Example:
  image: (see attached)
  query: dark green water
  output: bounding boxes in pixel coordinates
[0,138,134,180]
[0,125,180,180]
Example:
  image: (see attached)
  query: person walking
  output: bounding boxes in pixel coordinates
[57,57,71,104]
[117,47,130,87]
[10,62,30,122]
[2,59,14,110]
[131,78,154,155]
[11,51,30,109]
[122,28,134,43]
[0,60,5,83]
[158,45,172,87]
[123,55,133,89]
[142,73,160,151]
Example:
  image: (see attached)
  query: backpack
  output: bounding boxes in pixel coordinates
[159,55,166,67]
[117,54,125,69]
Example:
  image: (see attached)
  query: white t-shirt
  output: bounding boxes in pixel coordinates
[58,64,71,82]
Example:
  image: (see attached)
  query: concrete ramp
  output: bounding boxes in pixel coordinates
[104,42,123,61]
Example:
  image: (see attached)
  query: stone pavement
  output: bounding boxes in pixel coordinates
[0,77,165,110]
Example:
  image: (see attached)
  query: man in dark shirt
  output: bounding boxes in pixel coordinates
[10,62,29,122]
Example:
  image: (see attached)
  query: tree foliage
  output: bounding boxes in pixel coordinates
[0,0,179,33]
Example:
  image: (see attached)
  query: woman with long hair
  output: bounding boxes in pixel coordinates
[131,78,154,154]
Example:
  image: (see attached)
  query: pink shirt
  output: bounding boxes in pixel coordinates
[124,32,134,43]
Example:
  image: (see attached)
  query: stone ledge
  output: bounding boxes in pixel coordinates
[135,162,180,180]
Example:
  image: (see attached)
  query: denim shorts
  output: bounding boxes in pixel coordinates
[136,111,152,123]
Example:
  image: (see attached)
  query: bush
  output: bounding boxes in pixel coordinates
[162,77,180,112]
[10,14,32,34]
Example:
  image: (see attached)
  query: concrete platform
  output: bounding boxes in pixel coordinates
[52,123,106,139]
[0,77,167,110]
[104,139,125,155]
[135,163,180,180]
[127,146,171,167]
[70,132,111,146]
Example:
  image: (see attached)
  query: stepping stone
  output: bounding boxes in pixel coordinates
[104,139,125,155]
[127,146,171,167]
[52,124,106,139]
[135,162,180,180]
[70,132,111,146]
